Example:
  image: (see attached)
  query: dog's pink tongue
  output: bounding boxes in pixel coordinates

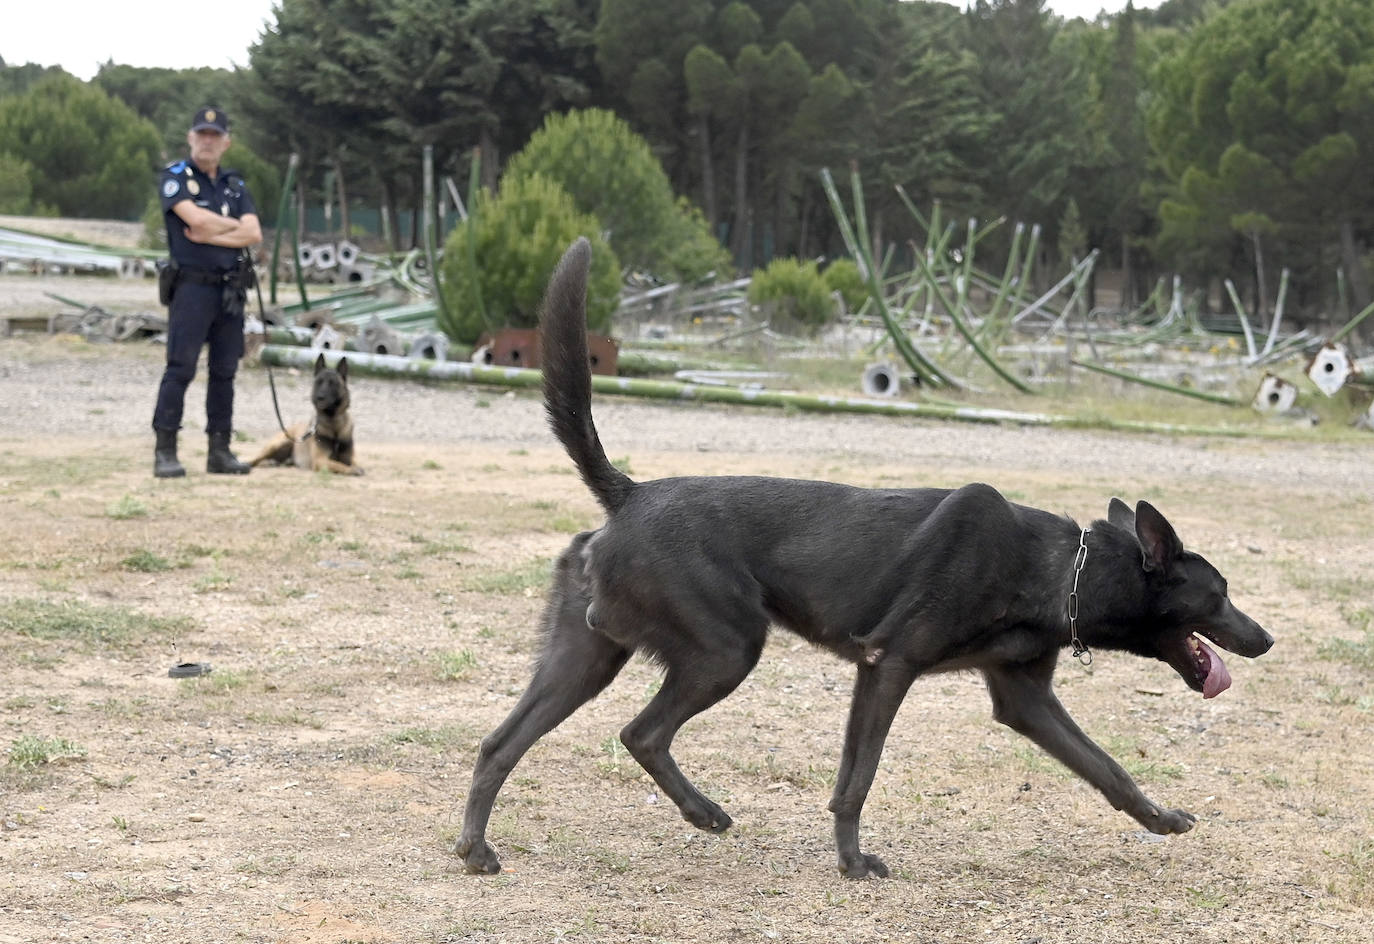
[1198,637,1232,699]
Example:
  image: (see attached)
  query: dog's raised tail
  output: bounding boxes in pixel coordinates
[541,238,633,514]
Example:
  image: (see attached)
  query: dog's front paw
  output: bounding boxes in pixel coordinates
[1146,806,1197,835]
[350,465,365,476]
[454,835,502,875]
[837,851,890,880]
[681,799,733,834]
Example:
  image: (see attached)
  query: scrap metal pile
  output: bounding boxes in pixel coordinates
[0,226,160,279]
[814,167,1373,427]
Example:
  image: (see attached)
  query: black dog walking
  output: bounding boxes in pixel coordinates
[151,106,262,477]
[457,238,1274,879]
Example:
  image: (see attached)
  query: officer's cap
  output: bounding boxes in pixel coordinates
[190,107,229,134]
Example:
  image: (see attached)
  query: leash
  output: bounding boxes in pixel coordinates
[250,248,311,445]
[1067,528,1093,666]
[266,363,313,445]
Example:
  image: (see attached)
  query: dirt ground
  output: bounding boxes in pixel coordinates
[1,273,1373,944]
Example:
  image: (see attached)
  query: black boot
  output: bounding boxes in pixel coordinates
[206,431,250,475]
[153,429,185,478]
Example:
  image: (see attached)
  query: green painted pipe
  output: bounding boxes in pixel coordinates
[1332,298,1374,345]
[1223,279,1258,359]
[269,153,299,305]
[290,190,309,311]
[422,144,452,329]
[909,250,1035,395]
[1069,358,1242,406]
[464,146,490,333]
[281,282,377,314]
[259,345,1287,439]
[819,167,956,388]
[262,343,1049,422]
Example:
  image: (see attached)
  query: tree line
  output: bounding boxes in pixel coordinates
[1,0,1372,323]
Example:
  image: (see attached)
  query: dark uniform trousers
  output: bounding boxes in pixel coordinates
[152,276,245,434]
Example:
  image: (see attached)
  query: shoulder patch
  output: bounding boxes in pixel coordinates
[167,160,187,174]
[162,178,181,199]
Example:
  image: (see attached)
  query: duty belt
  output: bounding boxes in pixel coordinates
[176,265,236,286]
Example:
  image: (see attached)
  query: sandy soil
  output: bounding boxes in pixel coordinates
[0,273,1372,944]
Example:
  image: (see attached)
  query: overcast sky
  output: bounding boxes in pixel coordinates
[3,0,1162,84]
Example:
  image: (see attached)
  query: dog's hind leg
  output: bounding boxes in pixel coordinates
[828,659,919,879]
[456,554,631,875]
[619,631,765,834]
[983,657,1196,835]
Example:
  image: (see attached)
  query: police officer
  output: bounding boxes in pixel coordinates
[151,106,262,477]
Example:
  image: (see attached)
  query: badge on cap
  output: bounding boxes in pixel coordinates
[188,180,200,196]
[205,110,216,123]
[162,179,180,198]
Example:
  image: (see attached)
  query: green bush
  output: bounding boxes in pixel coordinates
[437,174,621,345]
[0,153,37,215]
[747,257,834,334]
[821,258,868,313]
[503,108,729,282]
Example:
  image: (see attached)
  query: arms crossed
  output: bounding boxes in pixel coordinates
[171,201,262,248]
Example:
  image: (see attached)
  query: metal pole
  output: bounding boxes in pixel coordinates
[268,153,298,306]
[422,145,451,327]
[1069,358,1242,406]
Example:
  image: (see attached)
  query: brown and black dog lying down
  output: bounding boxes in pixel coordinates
[250,353,363,476]
[456,239,1274,879]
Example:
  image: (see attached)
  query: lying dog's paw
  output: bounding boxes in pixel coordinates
[837,851,890,880]
[454,835,501,875]
[1146,806,1197,835]
[350,465,365,476]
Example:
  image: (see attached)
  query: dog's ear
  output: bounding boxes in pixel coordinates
[1134,500,1183,573]
[337,357,348,381]
[315,352,326,375]
[1107,497,1135,531]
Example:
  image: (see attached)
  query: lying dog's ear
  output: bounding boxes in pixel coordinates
[315,352,327,375]
[1107,497,1135,531]
[1134,500,1183,573]
[337,357,349,381]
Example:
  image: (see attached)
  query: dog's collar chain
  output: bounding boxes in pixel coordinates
[1068,528,1092,666]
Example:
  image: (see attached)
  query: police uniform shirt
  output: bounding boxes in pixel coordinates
[159,160,257,272]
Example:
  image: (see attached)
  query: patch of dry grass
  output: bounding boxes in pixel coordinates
[0,336,1371,943]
